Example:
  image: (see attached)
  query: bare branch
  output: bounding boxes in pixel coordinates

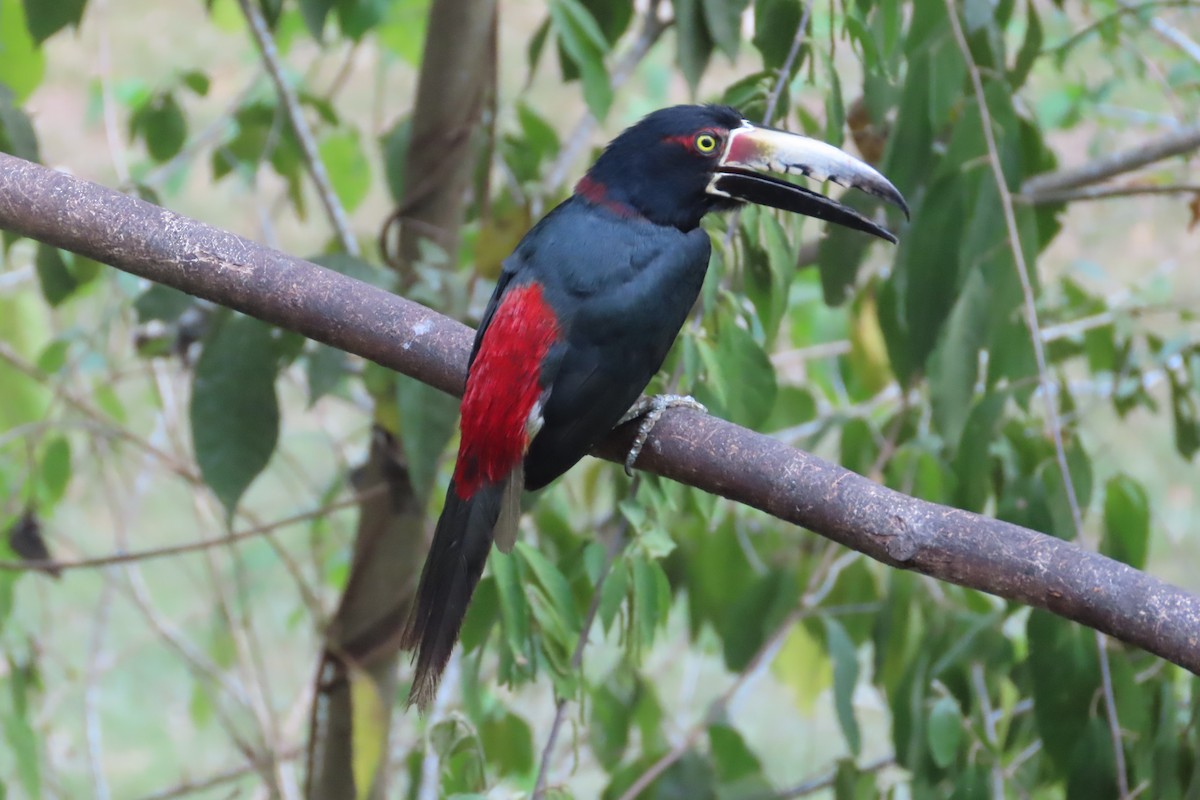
[1021,122,1200,198]
[945,1,1084,540]
[0,488,379,573]
[1,153,1200,677]
[1019,181,1200,205]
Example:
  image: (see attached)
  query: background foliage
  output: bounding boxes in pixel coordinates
[1,0,1200,797]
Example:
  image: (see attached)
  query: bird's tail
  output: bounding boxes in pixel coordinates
[401,471,520,709]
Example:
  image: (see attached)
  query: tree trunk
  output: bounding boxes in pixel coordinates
[304,0,497,795]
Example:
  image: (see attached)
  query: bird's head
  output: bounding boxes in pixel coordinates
[579,104,908,240]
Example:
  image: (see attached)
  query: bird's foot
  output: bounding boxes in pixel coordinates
[618,394,707,476]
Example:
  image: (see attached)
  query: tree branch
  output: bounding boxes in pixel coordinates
[2,153,1199,675]
[1020,122,1200,198]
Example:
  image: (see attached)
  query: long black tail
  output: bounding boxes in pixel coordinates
[401,478,503,709]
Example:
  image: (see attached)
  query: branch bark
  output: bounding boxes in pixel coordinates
[2,152,1199,676]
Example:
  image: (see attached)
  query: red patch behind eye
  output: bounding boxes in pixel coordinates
[454,283,560,499]
[664,127,726,153]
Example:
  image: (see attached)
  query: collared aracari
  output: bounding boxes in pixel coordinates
[401,104,907,707]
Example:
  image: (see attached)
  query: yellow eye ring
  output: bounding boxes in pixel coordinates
[694,133,718,153]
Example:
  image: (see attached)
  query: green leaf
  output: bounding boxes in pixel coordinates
[598,558,628,633]
[35,244,78,306]
[631,555,665,653]
[702,0,748,59]
[39,436,70,507]
[590,679,634,769]
[549,0,612,119]
[0,0,46,102]
[305,343,349,406]
[2,692,39,797]
[1009,0,1042,89]
[952,392,1005,511]
[0,84,39,161]
[695,312,777,429]
[491,550,534,683]
[134,284,196,323]
[928,268,990,446]
[21,0,85,42]
[675,0,714,90]
[348,666,386,800]
[927,695,962,768]
[722,570,794,670]
[824,617,861,755]
[319,128,371,212]
[180,70,211,96]
[479,710,534,775]
[1101,474,1149,570]
[309,252,394,290]
[190,314,281,519]
[1027,609,1099,772]
[394,376,457,502]
[131,91,188,162]
[516,542,582,634]
[752,0,802,70]
[299,0,336,39]
[708,723,763,783]
[962,0,994,33]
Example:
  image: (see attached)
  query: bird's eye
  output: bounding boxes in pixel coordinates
[694,133,719,154]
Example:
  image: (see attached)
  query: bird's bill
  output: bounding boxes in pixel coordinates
[709,122,909,244]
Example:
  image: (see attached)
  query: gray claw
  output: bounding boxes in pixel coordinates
[619,394,707,476]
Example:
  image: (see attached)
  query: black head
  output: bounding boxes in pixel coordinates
[577,104,909,240]
[580,105,745,231]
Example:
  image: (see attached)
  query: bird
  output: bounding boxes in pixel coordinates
[400,104,907,707]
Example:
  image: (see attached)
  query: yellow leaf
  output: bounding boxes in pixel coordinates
[348,666,387,800]
[771,622,832,715]
[849,287,893,395]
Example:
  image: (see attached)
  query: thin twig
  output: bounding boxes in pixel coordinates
[944,0,1084,540]
[1044,1,1196,56]
[947,4,1129,797]
[1137,1,1200,65]
[0,487,381,573]
[96,0,129,184]
[1018,182,1200,204]
[235,0,359,255]
[721,2,813,253]
[1096,630,1132,798]
[84,578,115,800]
[762,2,812,125]
[1021,123,1200,198]
[136,747,303,800]
[533,508,632,798]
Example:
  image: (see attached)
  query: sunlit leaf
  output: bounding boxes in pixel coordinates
[0,0,45,101]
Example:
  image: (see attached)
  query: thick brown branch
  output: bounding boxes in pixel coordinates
[1,152,1199,674]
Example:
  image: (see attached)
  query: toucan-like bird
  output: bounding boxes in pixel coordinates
[401,104,907,706]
